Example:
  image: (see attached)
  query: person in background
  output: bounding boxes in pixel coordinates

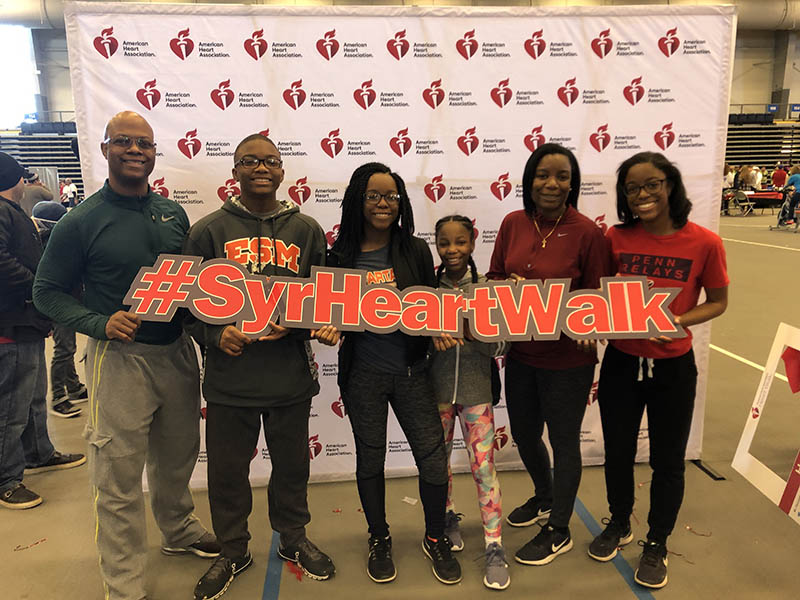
[62,178,78,208]
[784,165,800,225]
[771,164,788,189]
[33,111,219,600]
[21,173,54,217]
[589,151,728,590]
[752,166,763,190]
[429,214,510,591]
[31,200,87,419]
[0,151,85,511]
[487,143,608,568]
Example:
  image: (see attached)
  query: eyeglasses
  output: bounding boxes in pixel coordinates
[364,191,401,205]
[236,156,283,169]
[104,135,156,150]
[624,179,667,197]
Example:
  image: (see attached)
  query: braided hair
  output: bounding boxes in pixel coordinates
[434,214,478,285]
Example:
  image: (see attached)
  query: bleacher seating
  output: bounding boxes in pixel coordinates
[726,122,800,168]
[0,134,84,198]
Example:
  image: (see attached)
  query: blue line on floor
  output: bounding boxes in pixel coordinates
[573,497,655,600]
[262,531,282,600]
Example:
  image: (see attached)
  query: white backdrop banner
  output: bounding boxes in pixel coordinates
[65,2,736,487]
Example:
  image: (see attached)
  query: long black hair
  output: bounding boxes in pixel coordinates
[615,151,692,227]
[434,214,478,284]
[521,143,581,216]
[330,162,415,265]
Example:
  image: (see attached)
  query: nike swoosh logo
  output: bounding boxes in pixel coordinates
[557,232,568,237]
[161,215,175,222]
[551,539,568,553]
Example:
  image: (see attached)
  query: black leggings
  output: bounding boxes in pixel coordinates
[504,357,594,529]
[597,344,697,544]
[343,363,448,539]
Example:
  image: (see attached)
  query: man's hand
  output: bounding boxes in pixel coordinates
[105,311,142,343]
[311,325,341,346]
[257,321,290,342]
[219,325,251,356]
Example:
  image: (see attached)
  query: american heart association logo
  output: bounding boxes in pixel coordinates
[587,381,599,405]
[177,129,202,159]
[321,129,343,158]
[309,434,323,459]
[316,30,339,61]
[457,127,479,156]
[389,128,412,157]
[136,79,160,110]
[282,80,306,110]
[152,177,169,198]
[331,398,347,418]
[353,79,376,110]
[217,178,240,202]
[471,218,479,241]
[491,173,512,201]
[244,29,268,60]
[494,426,509,451]
[658,27,680,57]
[424,175,446,203]
[654,123,675,150]
[752,406,760,419]
[594,214,608,234]
[557,78,579,107]
[423,79,445,109]
[93,27,118,59]
[589,124,610,152]
[623,76,644,106]
[524,126,545,153]
[259,129,270,137]
[210,80,234,111]
[387,30,409,60]
[325,224,340,248]
[591,29,613,58]
[524,30,546,59]
[288,177,311,205]
[491,78,513,108]
[456,29,478,60]
[169,28,194,60]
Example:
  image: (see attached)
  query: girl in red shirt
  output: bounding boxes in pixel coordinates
[589,151,728,589]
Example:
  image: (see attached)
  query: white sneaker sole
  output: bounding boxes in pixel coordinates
[483,572,511,590]
[634,557,669,589]
[277,547,334,580]
[162,546,220,558]
[587,531,634,562]
[366,567,397,583]
[25,455,87,474]
[48,407,81,419]
[506,510,551,527]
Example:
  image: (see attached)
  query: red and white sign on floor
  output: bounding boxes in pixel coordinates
[733,323,800,525]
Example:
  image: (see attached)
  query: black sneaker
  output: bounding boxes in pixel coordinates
[278,538,335,580]
[588,518,633,562]
[0,483,42,510]
[421,535,462,584]
[367,535,396,583]
[514,523,573,565]
[506,496,551,527]
[49,399,81,418]
[68,384,89,404]
[25,451,86,474]
[634,540,668,589]
[194,553,252,600]
[162,532,221,558]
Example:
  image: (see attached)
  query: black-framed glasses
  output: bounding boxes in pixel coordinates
[624,179,667,197]
[364,191,401,205]
[236,155,283,169]
[103,135,156,150]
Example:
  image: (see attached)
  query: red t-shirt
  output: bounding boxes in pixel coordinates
[772,169,788,188]
[487,207,610,369]
[607,221,729,359]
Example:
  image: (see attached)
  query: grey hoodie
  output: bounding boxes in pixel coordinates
[429,271,507,407]
[183,197,326,407]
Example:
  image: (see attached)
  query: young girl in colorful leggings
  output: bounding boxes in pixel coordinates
[429,215,509,590]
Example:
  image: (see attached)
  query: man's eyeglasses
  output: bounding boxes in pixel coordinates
[364,191,401,205]
[623,179,667,198]
[236,156,283,169]
[103,136,156,151]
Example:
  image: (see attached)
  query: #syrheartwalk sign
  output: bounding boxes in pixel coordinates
[124,254,685,341]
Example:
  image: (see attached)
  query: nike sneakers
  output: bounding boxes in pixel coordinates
[514,523,573,565]
[588,518,633,561]
[506,496,551,527]
[634,540,668,589]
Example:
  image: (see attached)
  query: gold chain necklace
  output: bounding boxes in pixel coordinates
[533,209,565,248]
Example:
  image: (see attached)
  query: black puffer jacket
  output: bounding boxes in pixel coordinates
[0,197,51,340]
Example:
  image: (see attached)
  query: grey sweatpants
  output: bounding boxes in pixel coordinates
[84,334,206,600]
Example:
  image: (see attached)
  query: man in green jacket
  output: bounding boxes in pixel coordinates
[33,111,219,600]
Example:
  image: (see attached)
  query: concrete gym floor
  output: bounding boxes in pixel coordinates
[5,212,799,599]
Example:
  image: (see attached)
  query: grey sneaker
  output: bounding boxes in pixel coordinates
[444,510,464,552]
[483,542,510,590]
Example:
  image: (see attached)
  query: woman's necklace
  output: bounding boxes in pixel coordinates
[533,209,566,248]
